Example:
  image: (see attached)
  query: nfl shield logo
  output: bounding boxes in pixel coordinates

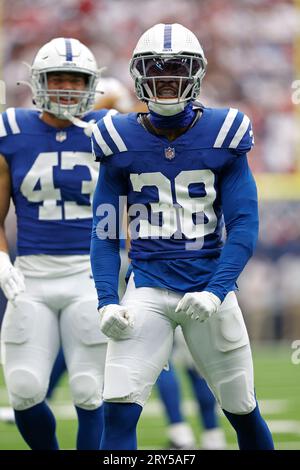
[164,147,175,160]
[56,131,67,143]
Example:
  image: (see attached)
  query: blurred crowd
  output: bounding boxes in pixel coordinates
[2,0,298,172]
[1,0,300,340]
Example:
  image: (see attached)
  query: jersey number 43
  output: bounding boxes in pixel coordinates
[20,151,98,220]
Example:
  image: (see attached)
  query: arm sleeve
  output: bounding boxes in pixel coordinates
[205,154,259,302]
[232,112,254,156]
[90,162,127,308]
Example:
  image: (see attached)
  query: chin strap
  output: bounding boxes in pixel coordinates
[63,111,96,137]
[148,102,196,129]
[63,108,118,137]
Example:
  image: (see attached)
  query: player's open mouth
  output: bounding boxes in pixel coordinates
[59,98,77,104]
[157,88,178,98]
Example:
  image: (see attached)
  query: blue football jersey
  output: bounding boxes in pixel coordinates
[91,105,258,306]
[0,107,110,255]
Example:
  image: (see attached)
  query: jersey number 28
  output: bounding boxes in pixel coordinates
[130,170,217,239]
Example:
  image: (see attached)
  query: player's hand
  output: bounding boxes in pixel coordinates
[0,252,25,304]
[99,304,134,339]
[175,291,221,322]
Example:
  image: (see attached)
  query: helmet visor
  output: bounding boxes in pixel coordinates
[132,55,204,79]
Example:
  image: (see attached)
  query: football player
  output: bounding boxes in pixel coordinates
[43,76,137,403]
[0,38,112,449]
[90,23,275,450]
[27,73,223,450]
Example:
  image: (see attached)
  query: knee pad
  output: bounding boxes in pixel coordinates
[6,368,46,410]
[217,371,256,414]
[103,364,152,407]
[103,364,135,401]
[69,373,103,410]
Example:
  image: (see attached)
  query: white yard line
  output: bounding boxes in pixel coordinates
[0,382,291,415]
[144,398,289,416]
[0,395,291,418]
[51,400,290,420]
[267,420,300,434]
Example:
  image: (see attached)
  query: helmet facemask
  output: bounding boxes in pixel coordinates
[31,69,99,119]
[130,53,206,113]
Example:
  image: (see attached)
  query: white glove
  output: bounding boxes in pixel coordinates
[0,251,25,304]
[175,291,221,323]
[99,304,134,339]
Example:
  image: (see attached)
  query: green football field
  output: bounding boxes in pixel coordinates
[0,343,299,450]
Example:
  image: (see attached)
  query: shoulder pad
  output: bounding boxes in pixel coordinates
[212,108,254,155]
[84,108,117,123]
[0,107,21,137]
[91,111,129,162]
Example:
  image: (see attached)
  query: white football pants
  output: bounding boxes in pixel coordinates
[1,264,106,411]
[103,276,256,414]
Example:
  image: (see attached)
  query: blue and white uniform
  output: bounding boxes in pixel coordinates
[0,107,108,255]
[0,107,110,411]
[90,105,258,413]
[91,105,257,305]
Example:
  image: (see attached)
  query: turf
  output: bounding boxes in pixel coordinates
[0,343,299,450]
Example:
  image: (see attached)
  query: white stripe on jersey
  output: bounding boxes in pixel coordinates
[6,108,20,134]
[103,112,127,152]
[229,115,250,149]
[107,109,118,117]
[93,124,113,156]
[213,108,238,148]
[0,114,7,137]
[91,110,118,157]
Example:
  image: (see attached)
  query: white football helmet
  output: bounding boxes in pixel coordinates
[30,38,99,119]
[130,24,207,114]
